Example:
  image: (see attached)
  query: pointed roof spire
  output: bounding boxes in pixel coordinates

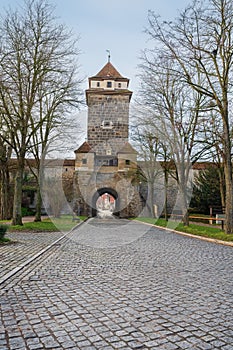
[92,62,124,79]
[106,49,111,63]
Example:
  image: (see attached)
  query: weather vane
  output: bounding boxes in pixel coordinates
[106,49,111,62]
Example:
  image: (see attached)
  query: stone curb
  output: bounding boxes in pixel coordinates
[0,218,89,286]
[137,220,233,247]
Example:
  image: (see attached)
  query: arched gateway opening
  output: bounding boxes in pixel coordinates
[92,188,119,217]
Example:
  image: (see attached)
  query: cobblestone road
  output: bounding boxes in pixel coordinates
[0,231,64,280]
[0,218,233,349]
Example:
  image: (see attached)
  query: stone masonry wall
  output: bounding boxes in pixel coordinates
[87,94,129,155]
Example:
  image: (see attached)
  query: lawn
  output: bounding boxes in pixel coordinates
[0,216,81,244]
[135,217,233,242]
[0,215,87,235]
[0,237,11,244]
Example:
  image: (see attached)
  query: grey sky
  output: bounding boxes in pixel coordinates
[0,0,192,155]
[0,0,192,93]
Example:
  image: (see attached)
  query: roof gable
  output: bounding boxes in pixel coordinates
[91,62,126,80]
[74,141,93,153]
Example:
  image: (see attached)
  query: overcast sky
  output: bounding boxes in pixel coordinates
[1,0,192,94]
[0,0,192,155]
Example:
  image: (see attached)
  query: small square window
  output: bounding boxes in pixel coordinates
[107,81,112,88]
[82,158,87,165]
[101,120,113,129]
[125,159,130,165]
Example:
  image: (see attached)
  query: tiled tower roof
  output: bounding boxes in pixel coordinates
[94,62,123,79]
[90,62,128,81]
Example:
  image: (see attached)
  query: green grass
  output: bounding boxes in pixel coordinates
[135,217,233,242]
[0,237,11,244]
[2,215,87,233]
[9,220,58,232]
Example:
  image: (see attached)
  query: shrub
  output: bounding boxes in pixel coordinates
[0,224,8,240]
[190,166,224,214]
[21,207,35,217]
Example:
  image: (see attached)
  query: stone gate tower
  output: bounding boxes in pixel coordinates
[73,60,142,217]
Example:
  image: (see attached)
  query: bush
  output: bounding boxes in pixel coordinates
[190,166,223,214]
[21,207,35,217]
[0,224,8,240]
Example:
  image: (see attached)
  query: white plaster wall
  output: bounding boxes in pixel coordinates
[90,80,128,90]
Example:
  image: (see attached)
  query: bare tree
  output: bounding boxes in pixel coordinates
[27,65,83,222]
[145,0,233,233]
[131,121,164,217]
[138,57,208,225]
[0,0,83,225]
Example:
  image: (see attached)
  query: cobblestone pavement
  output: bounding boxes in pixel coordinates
[0,218,233,349]
[0,231,64,280]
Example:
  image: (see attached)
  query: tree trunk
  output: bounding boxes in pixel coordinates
[223,159,233,234]
[217,167,226,210]
[34,188,42,222]
[181,188,189,226]
[0,163,11,220]
[148,181,155,217]
[222,112,233,234]
[164,168,169,221]
[12,159,24,226]
[34,156,46,222]
[0,144,12,220]
[182,210,189,226]
[177,162,190,226]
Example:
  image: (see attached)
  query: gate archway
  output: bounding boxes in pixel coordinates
[92,188,119,217]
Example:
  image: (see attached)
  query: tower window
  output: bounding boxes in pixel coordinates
[97,82,100,87]
[118,83,121,88]
[107,81,112,88]
[101,120,113,129]
[125,159,130,166]
[82,158,87,165]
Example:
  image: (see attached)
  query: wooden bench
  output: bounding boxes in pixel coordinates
[169,214,225,230]
[189,215,225,230]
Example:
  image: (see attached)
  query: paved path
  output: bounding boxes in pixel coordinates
[0,231,64,280]
[0,218,232,349]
